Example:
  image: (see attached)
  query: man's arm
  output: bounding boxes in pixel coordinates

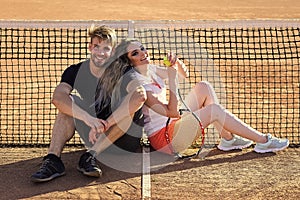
[52,82,105,134]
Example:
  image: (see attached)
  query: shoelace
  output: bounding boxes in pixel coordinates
[85,155,97,167]
[38,158,52,172]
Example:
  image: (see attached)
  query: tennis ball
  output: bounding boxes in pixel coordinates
[163,56,172,67]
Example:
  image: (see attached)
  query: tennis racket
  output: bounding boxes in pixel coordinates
[163,56,208,159]
[175,88,206,159]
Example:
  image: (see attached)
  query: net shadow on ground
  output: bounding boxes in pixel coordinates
[0,147,276,199]
[149,148,276,174]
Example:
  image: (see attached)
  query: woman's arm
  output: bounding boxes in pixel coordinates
[145,66,180,118]
[176,59,189,79]
[156,53,189,80]
[89,82,146,144]
[105,84,146,129]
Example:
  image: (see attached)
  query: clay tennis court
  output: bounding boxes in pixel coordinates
[1,0,300,199]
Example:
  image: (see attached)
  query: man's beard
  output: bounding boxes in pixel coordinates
[91,55,106,68]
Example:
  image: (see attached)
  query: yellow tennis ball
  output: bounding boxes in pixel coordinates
[163,56,172,67]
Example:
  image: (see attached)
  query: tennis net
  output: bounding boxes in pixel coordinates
[0,20,299,147]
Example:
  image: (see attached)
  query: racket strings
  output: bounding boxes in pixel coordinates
[164,108,206,159]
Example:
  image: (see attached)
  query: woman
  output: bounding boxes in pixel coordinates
[92,38,289,155]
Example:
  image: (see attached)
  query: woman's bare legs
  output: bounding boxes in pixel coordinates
[175,81,288,153]
[184,81,234,140]
[194,103,267,143]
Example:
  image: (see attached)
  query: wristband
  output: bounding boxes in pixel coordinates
[100,121,108,132]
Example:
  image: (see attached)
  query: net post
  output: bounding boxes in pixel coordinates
[141,128,151,200]
[128,20,135,38]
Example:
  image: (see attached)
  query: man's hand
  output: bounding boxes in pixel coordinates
[89,128,100,144]
[83,115,110,144]
[87,117,109,144]
[85,115,108,132]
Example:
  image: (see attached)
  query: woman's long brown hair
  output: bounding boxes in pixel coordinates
[95,38,138,115]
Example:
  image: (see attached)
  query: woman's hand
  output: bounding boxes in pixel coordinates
[164,52,178,68]
[164,52,188,79]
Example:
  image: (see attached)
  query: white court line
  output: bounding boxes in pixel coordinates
[142,145,151,200]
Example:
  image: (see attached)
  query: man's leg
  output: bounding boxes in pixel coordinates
[89,117,136,154]
[77,111,143,177]
[48,112,76,156]
[77,87,145,177]
[31,112,75,182]
[75,117,104,178]
[75,116,132,178]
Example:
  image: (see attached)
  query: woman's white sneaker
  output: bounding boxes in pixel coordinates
[254,133,289,153]
[217,135,253,151]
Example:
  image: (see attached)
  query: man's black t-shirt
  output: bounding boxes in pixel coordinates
[61,60,95,104]
[60,59,110,119]
[60,60,144,152]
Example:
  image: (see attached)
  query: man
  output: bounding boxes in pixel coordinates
[31,25,145,182]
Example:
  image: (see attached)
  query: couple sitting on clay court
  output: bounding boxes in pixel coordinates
[31,24,289,183]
